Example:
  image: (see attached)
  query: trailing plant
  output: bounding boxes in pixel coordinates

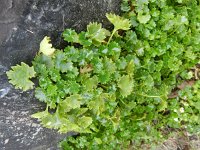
[6,0,200,149]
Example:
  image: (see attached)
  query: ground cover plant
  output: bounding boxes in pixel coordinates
[6,0,200,149]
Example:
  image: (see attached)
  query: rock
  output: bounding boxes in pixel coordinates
[0,73,70,150]
[0,0,120,149]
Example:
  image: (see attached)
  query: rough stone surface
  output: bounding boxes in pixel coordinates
[0,0,120,149]
[0,72,70,150]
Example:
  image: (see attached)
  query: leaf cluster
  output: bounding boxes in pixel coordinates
[30,13,132,135]
[60,0,200,149]
[6,0,200,149]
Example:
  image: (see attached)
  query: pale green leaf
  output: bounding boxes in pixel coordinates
[118,75,134,97]
[83,75,99,91]
[31,110,49,119]
[137,13,151,24]
[35,88,47,102]
[77,116,93,129]
[58,120,80,133]
[87,22,110,43]
[6,62,36,91]
[88,94,105,115]
[106,13,131,30]
[61,94,82,110]
[39,36,56,56]
[126,60,134,75]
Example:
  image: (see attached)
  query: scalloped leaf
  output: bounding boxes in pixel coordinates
[87,22,110,43]
[6,62,36,91]
[39,36,56,56]
[77,116,93,129]
[106,13,131,31]
[118,75,133,97]
[63,29,79,43]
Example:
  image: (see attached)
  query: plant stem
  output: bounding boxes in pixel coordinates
[138,93,162,99]
[45,105,49,112]
[107,29,117,45]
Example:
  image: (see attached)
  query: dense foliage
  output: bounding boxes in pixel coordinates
[6,0,200,149]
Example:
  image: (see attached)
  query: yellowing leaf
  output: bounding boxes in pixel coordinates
[94,137,102,144]
[41,113,63,129]
[60,94,82,112]
[77,116,93,129]
[88,94,105,115]
[31,109,49,119]
[158,100,168,112]
[111,108,121,131]
[118,75,133,97]
[84,76,99,91]
[106,13,131,31]
[6,62,36,91]
[137,13,151,24]
[39,36,56,56]
[87,22,110,43]
[58,120,80,133]
[80,64,93,74]
[126,60,134,76]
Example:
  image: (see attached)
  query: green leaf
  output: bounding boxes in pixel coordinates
[31,109,49,119]
[121,1,131,12]
[64,46,79,62]
[83,76,98,91]
[79,32,92,47]
[61,94,82,110]
[125,30,138,46]
[49,68,61,82]
[168,57,182,71]
[118,75,133,97]
[58,120,81,133]
[72,108,88,117]
[87,22,110,43]
[88,94,105,115]
[33,54,54,75]
[103,57,117,74]
[40,112,69,130]
[63,29,79,43]
[38,76,52,89]
[68,81,80,94]
[194,101,200,111]
[137,13,151,24]
[108,41,121,57]
[7,62,36,91]
[91,57,104,73]
[158,100,168,112]
[98,71,111,84]
[116,58,127,70]
[46,84,58,97]
[142,74,154,89]
[126,60,134,76]
[106,13,131,31]
[111,109,121,131]
[77,116,93,129]
[35,88,47,102]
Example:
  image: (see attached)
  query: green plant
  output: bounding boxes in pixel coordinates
[6,0,200,149]
[6,62,36,91]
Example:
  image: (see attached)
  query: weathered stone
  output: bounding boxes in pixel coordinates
[0,0,120,149]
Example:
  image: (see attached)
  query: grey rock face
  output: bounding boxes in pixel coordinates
[0,0,120,149]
